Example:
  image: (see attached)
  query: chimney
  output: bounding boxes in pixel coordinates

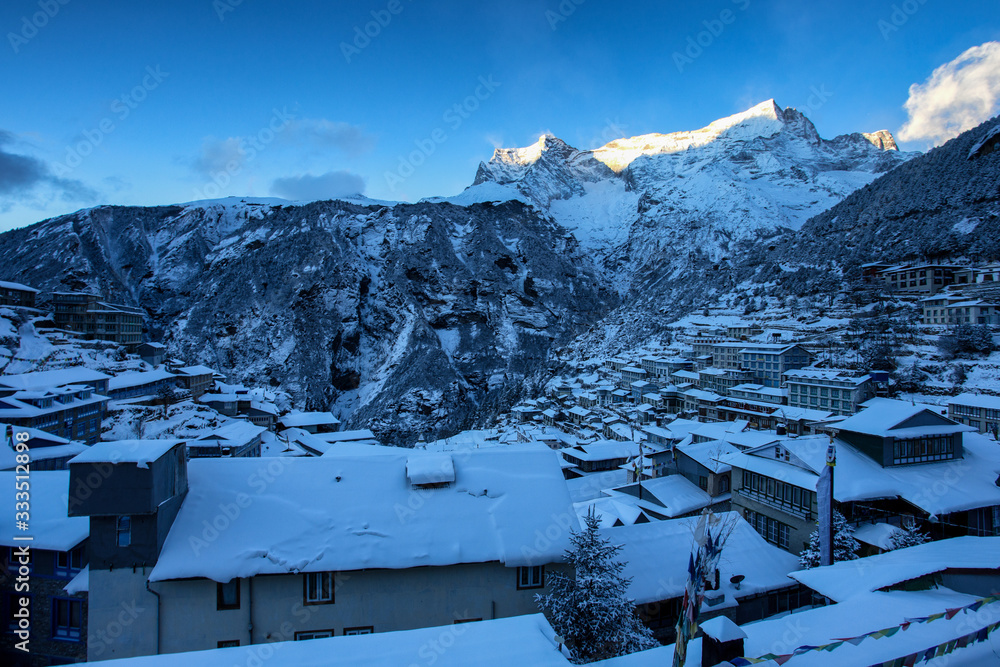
[700,616,748,667]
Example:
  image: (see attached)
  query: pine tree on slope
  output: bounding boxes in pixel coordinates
[799,511,860,569]
[886,522,931,551]
[535,511,658,663]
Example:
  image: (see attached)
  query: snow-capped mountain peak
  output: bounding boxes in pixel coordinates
[592,99,787,172]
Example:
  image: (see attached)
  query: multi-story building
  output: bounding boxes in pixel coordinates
[877,264,965,295]
[920,295,999,325]
[50,292,144,350]
[726,399,999,554]
[947,393,1000,436]
[738,344,813,388]
[0,369,111,445]
[1,471,89,665]
[783,368,875,417]
[0,280,39,308]
[69,443,575,661]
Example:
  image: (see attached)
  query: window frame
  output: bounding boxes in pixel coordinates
[516,565,545,590]
[343,626,374,635]
[116,516,132,548]
[51,597,84,642]
[304,572,336,605]
[295,630,335,640]
[217,579,241,611]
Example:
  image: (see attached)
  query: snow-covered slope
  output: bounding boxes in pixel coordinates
[0,198,614,443]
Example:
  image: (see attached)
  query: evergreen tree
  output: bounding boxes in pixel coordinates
[799,511,860,569]
[535,511,658,663]
[886,522,931,551]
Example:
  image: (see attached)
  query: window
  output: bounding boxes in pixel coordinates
[55,547,84,578]
[52,598,83,641]
[745,510,790,551]
[892,436,955,464]
[116,516,131,547]
[698,476,708,491]
[305,572,335,604]
[517,565,545,590]
[343,626,374,635]
[296,630,334,640]
[217,580,240,610]
[218,640,241,648]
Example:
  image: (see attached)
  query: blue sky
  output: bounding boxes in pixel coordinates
[1,0,998,231]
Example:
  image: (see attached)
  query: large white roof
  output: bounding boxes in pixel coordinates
[791,535,1000,602]
[948,393,1000,409]
[609,512,800,605]
[108,368,177,391]
[0,471,88,551]
[836,397,958,437]
[149,449,575,582]
[0,367,110,390]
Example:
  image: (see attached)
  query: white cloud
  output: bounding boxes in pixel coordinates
[270,171,365,201]
[899,41,1000,146]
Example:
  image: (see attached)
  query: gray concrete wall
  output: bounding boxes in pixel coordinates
[88,568,160,661]
[149,561,569,655]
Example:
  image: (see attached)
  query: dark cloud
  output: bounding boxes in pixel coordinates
[270,171,365,201]
[0,130,97,202]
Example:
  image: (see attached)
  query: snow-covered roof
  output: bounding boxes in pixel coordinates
[314,429,379,443]
[610,512,800,605]
[0,367,110,391]
[195,419,266,445]
[107,368,176,391]
[573,497,648,529]
[619,589,1000,667]
[699,615,746,642]
[0,280,38,292]
[852,522,903,550]
[948,393,1000,410]
[567,406,592,417]
[64,565,89,594]
[564,440,640,462]
[149,449,575,582]
[69,440,182,468]
[725,432,1000,516]
[791,536,1000,602]
[0,471,89,551]
[175,364,216,376]
[87,614,570,667]
[835,398,964,437]
[782,367,871,384]
[607,475,714,518]
[676,440,741,473]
